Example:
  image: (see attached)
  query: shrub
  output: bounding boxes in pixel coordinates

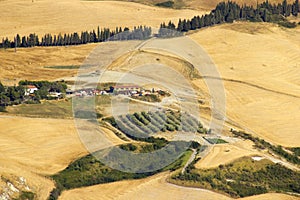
[74,110,96,119]
[120,143,137,151]
[278,21,297,28]
[155,1,175,8]
[0,106,6,112]
[19,191,35,200]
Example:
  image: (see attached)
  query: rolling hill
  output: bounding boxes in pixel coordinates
[0,0,202,40]
[105,0,297,10]
[0,0,299,199]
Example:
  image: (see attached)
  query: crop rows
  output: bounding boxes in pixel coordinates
[110,110,207,137]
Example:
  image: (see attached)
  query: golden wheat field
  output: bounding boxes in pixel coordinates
[190,22,300,147]
[0,115,129,198]
[0,44,96,84]
[0,0,203,40]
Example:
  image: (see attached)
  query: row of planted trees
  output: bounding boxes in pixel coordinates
[106,111,206,139]
[0,26,152,49]
[1,0,299,48]
[158,0,299,37]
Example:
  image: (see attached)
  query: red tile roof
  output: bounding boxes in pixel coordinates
[26,85,37,89]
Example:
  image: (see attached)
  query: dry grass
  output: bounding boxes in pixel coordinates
[59,172,232,200]
[0,116,87,198]
[6,99,73,118]
[0,115,128,198]
[190,22,300,147]
[0,44,97,85]
[0,0,202,40]
[0,116,87,175]
[59,171,300,200]
[184,0,296,10]
[195,140,260,169]
[242,193,300,200]
[106,0,296,11]
[0,163,55,200]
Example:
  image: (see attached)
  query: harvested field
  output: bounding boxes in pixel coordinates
[59,172,300,200]
[0,0,202,40]
[190,22,300,147]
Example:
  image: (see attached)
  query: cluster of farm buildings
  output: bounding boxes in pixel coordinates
[72,85,167,97]
[24,84,168,99]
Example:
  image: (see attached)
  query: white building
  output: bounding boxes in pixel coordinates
[24,85,38,96]
[114,85,140,95]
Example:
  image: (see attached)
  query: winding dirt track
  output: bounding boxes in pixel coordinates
[202,76,300,99]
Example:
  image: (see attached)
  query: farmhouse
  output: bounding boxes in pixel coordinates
[114,85,141,95]
[24,85,38,96]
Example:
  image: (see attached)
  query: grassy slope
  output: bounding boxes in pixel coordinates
[0,116,88,199]
[171,156,300,198]
[6,100,73,118]
[100,0,297,10]
[0,0,202,39]
[190,22,300,147]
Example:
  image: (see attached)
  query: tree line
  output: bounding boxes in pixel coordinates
[231,129,300,165]
[158,0,299,37]
[1,0,299,48]
[172,156,300,198]
[0,81,67,111]
[0,26,152,49]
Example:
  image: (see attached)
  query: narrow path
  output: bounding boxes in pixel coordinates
[181,149,197,174]
[126,96,178,111]
[202,76,300,99]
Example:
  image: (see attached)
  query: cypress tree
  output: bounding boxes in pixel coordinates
[21,36,27,47]
[57,34,63,46]
[283,0,288,16]
[177,19,184,32]
[191,17,198,30]
[15,34,21,47]
[226,10,235,22]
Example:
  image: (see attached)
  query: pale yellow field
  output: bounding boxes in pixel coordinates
[111,0,295,11]
[190,22,300,147]
[0,0,203,40]
[195,140,259,169]
[0,115,128,198]
[0,44,96,84]
[0,116,87,174]
[59,172,300,200]
[184,0,296,10]
[0,116,87,198]
[59,172,232,200]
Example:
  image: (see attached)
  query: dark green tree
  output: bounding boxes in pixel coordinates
[177,19,184,32]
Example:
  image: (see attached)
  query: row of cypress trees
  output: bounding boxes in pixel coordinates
[0,26,152,49]
[1,0,299,48]
[158,0,299,37]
